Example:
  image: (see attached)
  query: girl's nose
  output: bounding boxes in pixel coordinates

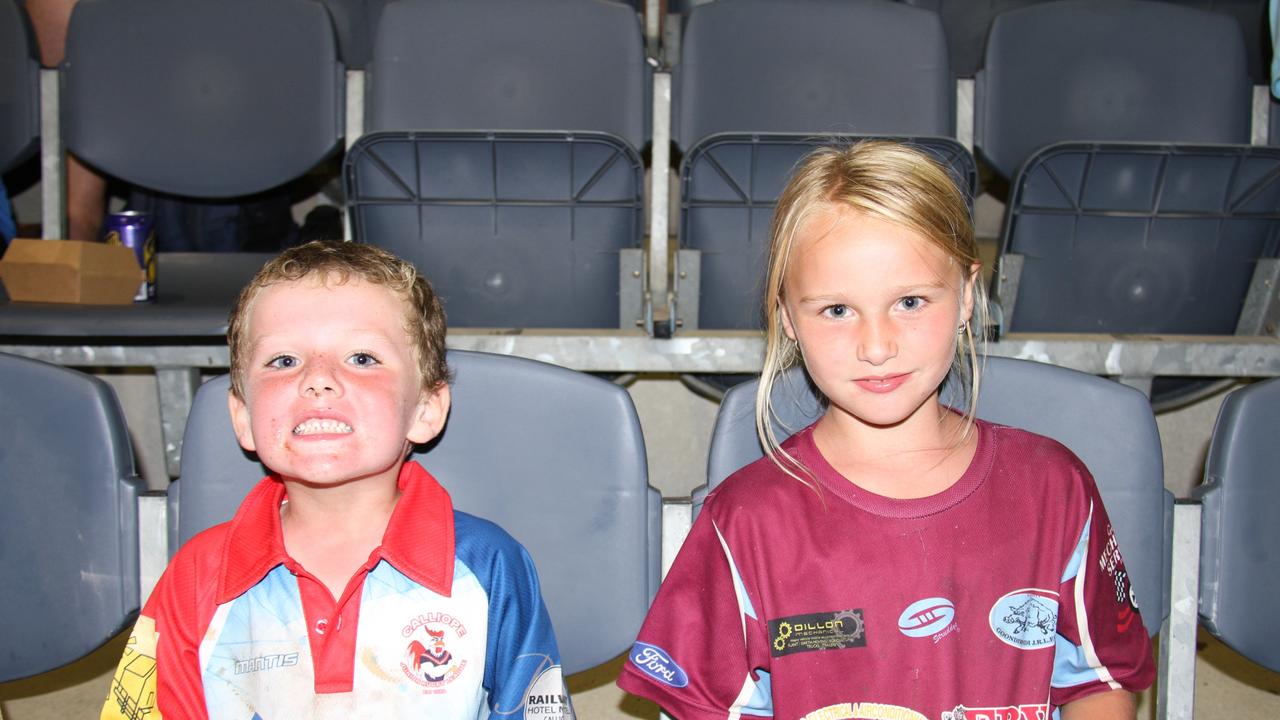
[856,316,898,366]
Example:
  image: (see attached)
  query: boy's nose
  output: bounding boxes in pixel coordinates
[856,316,898,366]
[299,359,342,397]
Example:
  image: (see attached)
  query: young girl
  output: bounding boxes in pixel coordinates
[618,141,1154,720]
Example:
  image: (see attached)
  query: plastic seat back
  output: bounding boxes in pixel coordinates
[0,353,141,681]
[173,350,659,674]
[681,135,975,330]
[63,0,344,197]
[343,131,644,328]
[702,356,1171,637]
[676,0,953,149]
[360,0,647,328]
[1194,377,1280,672]
[367,0,646,148]
[975,0,1250,181]
[0,0,38,173]
[1002,143,1280,335]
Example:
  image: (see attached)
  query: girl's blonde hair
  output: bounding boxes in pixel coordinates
[756,140,988,485]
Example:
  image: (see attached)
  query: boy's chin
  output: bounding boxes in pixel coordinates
[273,460,406,490]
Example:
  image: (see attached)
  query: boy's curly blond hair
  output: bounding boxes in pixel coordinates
[227,241,449,399]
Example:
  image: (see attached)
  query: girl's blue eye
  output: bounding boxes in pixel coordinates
[825,304,849,318]
[350,352,379,367]
[266,355,298,369]
[900,296,924,311]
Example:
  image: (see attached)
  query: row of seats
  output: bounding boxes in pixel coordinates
[2,1,1278,396]
[1,349,1276,696]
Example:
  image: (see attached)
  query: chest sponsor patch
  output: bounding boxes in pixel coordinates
[399,613,469,690]
[522,663,575,719]
[801,701,928,720]
[897,597,956,640]
[628,642,689,687]
[769,609,865,657]
[941,703,1049,720]
[988,589,1059,650]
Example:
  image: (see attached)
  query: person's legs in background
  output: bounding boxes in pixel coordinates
[26,0,107,241]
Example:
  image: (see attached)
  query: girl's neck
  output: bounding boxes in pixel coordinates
[812,402,977,500]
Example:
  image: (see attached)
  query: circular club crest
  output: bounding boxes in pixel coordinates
[988,588,1059,650]
[401,622,468,689]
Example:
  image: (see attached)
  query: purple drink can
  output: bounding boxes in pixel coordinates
[105,211,156,302]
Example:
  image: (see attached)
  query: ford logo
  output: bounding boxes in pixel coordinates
[629,642,689,688]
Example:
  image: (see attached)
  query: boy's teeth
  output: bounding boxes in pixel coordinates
[293,419,353,435]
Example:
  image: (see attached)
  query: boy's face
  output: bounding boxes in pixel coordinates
[228,275,449,488]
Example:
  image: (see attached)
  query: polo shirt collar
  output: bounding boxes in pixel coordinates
[217,461,456,603]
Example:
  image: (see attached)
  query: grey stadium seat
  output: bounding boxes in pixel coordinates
[62,0,344,198]
[171,350,660,675]
[0,0,38,174]
[700,356,1172,638]
[974,0,1250,182]
[353,0,648,328]
[675,0,967,333]
[676,0,953,148]
[976,0,1274,408]
[1194,377,1280,672]
[0,353,142,681]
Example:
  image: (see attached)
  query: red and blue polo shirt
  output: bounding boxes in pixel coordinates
[102,461,572,719]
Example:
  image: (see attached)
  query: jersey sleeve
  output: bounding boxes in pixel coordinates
[100,533,219,720]
[1049,465,1156,706]
[473,524,575,719]
[617,502,774,720]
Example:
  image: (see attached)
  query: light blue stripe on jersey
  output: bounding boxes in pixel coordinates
[1053,508,1103,688]
[1052,632,1104,689]
[716,525,757,622]
[741,669,774,716]
[1060,513,1092,584]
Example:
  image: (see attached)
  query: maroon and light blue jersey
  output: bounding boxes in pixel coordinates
[102,461,573,720]
[619,421,1154,720]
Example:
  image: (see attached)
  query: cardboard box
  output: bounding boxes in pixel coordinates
[0,239,145,305]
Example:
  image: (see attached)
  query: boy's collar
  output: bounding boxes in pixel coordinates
[216,461,455,603]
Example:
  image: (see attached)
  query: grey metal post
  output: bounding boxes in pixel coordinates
[156,367,201,478]
[956,78,975,154]
[39,68,65,239]
[1157,501,1201,720]
[1252,85,1270,146]
[648,71,673,332]
[661,498,692,579]
[137,492,170,606]
[343,69,366,241]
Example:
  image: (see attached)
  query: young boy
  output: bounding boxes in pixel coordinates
[102,241,574,719]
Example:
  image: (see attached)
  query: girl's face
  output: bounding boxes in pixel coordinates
[780,205,977,434]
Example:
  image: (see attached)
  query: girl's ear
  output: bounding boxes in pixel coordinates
[407,383,451,445]
[779,301,797,341]
[961,262,981,322]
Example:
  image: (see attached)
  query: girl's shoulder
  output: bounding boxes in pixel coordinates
[979,419,1098,501]
[704,426,829,512]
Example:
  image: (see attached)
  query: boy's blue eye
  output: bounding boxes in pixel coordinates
[266,355,298,369]
[349,352,379,367]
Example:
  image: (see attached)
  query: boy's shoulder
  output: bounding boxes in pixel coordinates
[451,510,541,585]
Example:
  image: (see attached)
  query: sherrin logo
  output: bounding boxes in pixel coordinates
[629,642,689,688]
[897,597,955,639]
